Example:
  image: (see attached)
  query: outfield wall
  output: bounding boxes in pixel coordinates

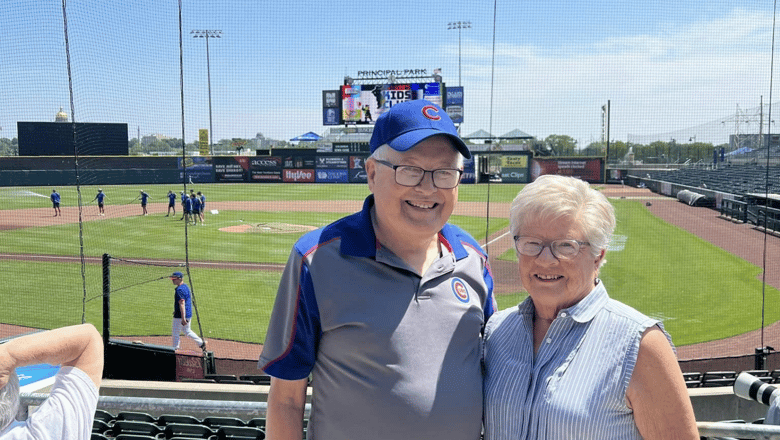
[0,154,612,186]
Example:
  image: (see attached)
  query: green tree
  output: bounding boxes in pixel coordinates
[545,134,577,156]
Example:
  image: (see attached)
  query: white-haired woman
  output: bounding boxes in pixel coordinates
[483,175,698,439]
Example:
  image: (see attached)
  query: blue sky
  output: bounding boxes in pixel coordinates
[0,0,776,147]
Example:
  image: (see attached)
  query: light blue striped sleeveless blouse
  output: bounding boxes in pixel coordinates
[483,282,672,440]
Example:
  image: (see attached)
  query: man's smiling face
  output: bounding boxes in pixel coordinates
[367,135,460,242]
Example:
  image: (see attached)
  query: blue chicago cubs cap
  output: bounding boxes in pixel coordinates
[170,271,183,278]
[369,100,471,159]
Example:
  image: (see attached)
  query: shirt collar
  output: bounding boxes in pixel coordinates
[339,195,468,260]
[516,281,609,324]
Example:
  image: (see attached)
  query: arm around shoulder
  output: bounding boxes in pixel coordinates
[627,326,699,439]
[266,377,308,440]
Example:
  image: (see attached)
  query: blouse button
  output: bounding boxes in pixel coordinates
[546,338,552,344]
[560,312,567,318]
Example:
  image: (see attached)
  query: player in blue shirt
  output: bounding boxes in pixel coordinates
[169,271,206,350]
[191,194,202,225]
[50,189,61,217]
[91,189,107,216]
[183,194,193,224]
[139,190,151,216]
[166,190,176,217]
[197,192,206,224]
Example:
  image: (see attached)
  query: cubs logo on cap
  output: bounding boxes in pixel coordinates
[451,278,470,303]
[369,99,471,159]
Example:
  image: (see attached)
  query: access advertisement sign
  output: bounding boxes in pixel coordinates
[530,158,604,183]
[250,156,282,182]
[461,157,476,184]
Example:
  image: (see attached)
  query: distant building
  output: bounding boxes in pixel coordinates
[55,107,68,122]
[142,133,170,146]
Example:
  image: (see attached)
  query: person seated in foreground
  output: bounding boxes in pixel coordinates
[0,323,103,439]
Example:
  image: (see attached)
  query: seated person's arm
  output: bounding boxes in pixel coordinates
[266,377,308,440]
[627,326,699,440]
[0,323,103,389]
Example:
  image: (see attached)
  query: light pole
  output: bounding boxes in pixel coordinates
[191,29,221,156]
[447,21,471,87]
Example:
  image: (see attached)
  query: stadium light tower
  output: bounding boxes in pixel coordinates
[191,29,222,155]
[447,21,471,87]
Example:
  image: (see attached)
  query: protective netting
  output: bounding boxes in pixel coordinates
[0,0,778,368]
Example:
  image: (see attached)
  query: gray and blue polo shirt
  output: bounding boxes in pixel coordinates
[259,195,496,440]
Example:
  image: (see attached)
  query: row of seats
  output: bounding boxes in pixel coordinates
[181,374,272,385]
[683,369,779,388]
[92,411,267,440]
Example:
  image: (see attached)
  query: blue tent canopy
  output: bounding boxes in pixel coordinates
[290,131,322,142]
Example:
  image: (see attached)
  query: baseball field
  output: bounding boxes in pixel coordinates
[1,183,778,362]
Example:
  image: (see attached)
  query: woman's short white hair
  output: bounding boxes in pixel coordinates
[509,175,615,264]
[0,369,20,431]
[370,140,465,169]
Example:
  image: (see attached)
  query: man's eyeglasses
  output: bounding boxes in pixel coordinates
[513,236,590,260]
[374,159,463,189]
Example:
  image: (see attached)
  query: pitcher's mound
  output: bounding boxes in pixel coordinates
[220,222,317,234]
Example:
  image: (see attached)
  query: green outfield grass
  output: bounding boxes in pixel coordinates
[494,198,780,346]
[3,183,778,349]
[0,210,508,264]
[0,182,523,210]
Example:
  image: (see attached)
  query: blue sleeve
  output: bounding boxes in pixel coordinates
[259,249,321,380]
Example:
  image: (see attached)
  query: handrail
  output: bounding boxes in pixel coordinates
[698,421,780,439]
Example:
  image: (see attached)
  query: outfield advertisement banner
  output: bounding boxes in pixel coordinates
[316,156,348,169]
[349,155,368,183]
[283,169,315,183]
[213,156,249,182]
[316,169,349,183]
[530,157,603,183]
[461,157,476,184]
[250,156,283,182]
[500,155,529,183]
[178,156,215,183]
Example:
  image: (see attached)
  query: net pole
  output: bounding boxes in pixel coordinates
[102,253,111,366]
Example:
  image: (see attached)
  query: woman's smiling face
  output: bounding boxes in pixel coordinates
[518,215,604,316]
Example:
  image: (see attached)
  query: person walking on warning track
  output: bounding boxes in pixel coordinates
[50,189,61,217]
[139,190,151,216]
[92,189,107,216]
[170,271,206,351]
[166,190,176,217]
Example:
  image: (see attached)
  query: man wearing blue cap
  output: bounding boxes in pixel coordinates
[260,99,496,440]
[170,271,206,351]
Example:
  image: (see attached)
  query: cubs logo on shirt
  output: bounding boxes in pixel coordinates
[451,278,470,303]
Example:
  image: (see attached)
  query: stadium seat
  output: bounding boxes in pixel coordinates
[215,425,266,440]
[158,414,202,426]
[246,418,265,429]
[93,409,115,424]
[91,433,109,440]
[163,423,215,439]
[682,372,701,388]
[203,416,246,428]
[92,419,111,433]
[109,420,164,437]
[117,411,157,423]
[771,369,780,383]
[205,374,238,382]
[701,371,737,387]
[115,435,159,440]
[239,374,272,385]
[180,377,216,384]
